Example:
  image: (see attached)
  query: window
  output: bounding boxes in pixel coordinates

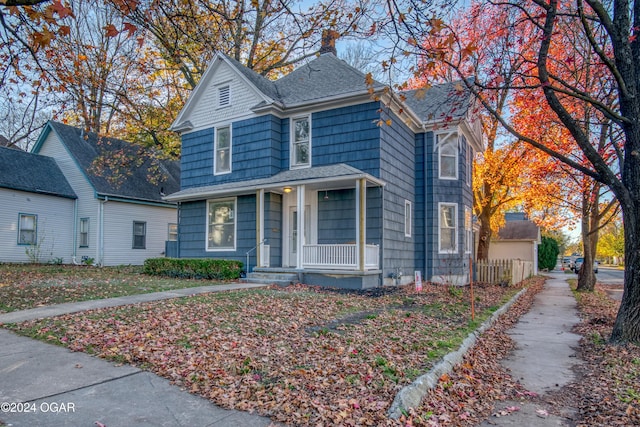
[438,132,458,180]
[214,126,231,174]
[79,218,89,247]
[404,200,412,237]
[291,116,310,168]
[465,207,473,254]
[132,221,146,249]
[168,223,178,241]
[218,85,230,107]
[207,199,236,250]
[439,203,457,253]
[18,213,37,245]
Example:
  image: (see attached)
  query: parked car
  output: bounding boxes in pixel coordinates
[574,257,599,274]
[562,257,572,270]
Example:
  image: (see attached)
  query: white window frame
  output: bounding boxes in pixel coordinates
[79,217,89,247]
[218,84,230,108]
[168,223,178,241]
[206,198,237,251]
[465,207,473,254]
[18,213,37,245]
[437,132,458,180]
[290,115,311,169]
[404,200,412,237]
[132,221,146,249]
[214,125,231,175]
[438,202,458,254]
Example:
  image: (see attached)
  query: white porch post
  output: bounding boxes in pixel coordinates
[256,189,264,267]
[356,178,366,271]
[296,185,305,268]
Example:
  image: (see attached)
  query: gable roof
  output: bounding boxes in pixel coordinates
[496,220,540,241]
[0,145,76,199]
[402,80,473,123]
[34,121,180,204]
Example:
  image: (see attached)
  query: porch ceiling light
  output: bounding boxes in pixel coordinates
[283,186,293,193]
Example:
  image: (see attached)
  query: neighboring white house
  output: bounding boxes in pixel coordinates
[489,213,541,275]
[12,121,181,266]
[0,146,77,263]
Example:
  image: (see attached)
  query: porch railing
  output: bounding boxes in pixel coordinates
[302,244,379,270]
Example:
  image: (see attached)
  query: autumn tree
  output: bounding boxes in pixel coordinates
[384,0,640,343]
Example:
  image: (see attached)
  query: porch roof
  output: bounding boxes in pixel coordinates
[164,163,386,202]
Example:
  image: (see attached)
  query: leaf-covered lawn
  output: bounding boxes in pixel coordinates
[7,281,525,426]
[0,264,226,313]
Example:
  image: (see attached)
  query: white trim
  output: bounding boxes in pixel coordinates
[290,114,311,169]
[438,202,458,254]
[214,124,232,175]
[205,197,237,252]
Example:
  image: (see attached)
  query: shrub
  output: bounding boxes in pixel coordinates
[143,258,243,280]
[538,236,560,271]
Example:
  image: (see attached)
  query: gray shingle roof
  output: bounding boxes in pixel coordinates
[274,54,385,105]
[402,80,473,123]
[165,163,384,202]
[497,220,540,241]
[47,121,180,204]
[0,145,76,199]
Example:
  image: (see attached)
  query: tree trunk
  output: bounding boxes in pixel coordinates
[577,188,599,291]
[610,204,640,343]
[476,209,492,261]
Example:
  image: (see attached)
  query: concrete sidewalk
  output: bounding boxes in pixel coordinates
[0,282,274,427]
[478,272,583,426]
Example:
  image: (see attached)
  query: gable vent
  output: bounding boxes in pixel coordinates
[218,85,230,107]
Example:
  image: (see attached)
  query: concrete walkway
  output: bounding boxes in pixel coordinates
[478,272,583,426]
[0,282,274,427]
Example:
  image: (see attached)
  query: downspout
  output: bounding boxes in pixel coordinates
[177,202,181,259]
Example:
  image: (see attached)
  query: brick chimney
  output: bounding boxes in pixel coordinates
[319,29,339,55]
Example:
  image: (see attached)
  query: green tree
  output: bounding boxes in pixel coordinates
[538,235,560,271]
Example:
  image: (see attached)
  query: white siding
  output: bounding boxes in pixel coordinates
[0,189,74,263]
[187,61,263,131]
[102,201,177,266]
[37,132,101,262]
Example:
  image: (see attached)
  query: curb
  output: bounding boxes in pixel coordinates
[387,287,528,419]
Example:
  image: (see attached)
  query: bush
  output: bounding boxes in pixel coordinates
[538,236,560,271]
[143,258,243,280]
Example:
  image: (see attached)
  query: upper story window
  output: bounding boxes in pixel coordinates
[18,213,37,245]
[291,116,310,168]
[438,132,458,180]
[218,85,230,108]
[464,136,472,187]
[214,126,231,175]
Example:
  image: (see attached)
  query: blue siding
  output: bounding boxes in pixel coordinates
[311,103,381,174]
[378,109,416,280]
[178,196,257,263]
[264,192,282,267]
[180,116,283,189]
[414,132,426,275]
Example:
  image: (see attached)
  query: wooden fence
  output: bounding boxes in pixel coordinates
[475,259,534,285]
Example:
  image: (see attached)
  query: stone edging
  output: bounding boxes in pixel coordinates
[387,287,528,419]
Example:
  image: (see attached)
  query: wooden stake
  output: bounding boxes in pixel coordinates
[470,257,475,321]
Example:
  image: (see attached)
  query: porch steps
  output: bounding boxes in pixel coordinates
[243,271,300,286]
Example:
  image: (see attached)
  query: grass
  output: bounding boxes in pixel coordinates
[0,263,229,313]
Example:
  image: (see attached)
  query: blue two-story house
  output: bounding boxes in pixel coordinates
[165,50,483,289]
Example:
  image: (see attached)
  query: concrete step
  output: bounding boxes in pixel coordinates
[243,272,299,286]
